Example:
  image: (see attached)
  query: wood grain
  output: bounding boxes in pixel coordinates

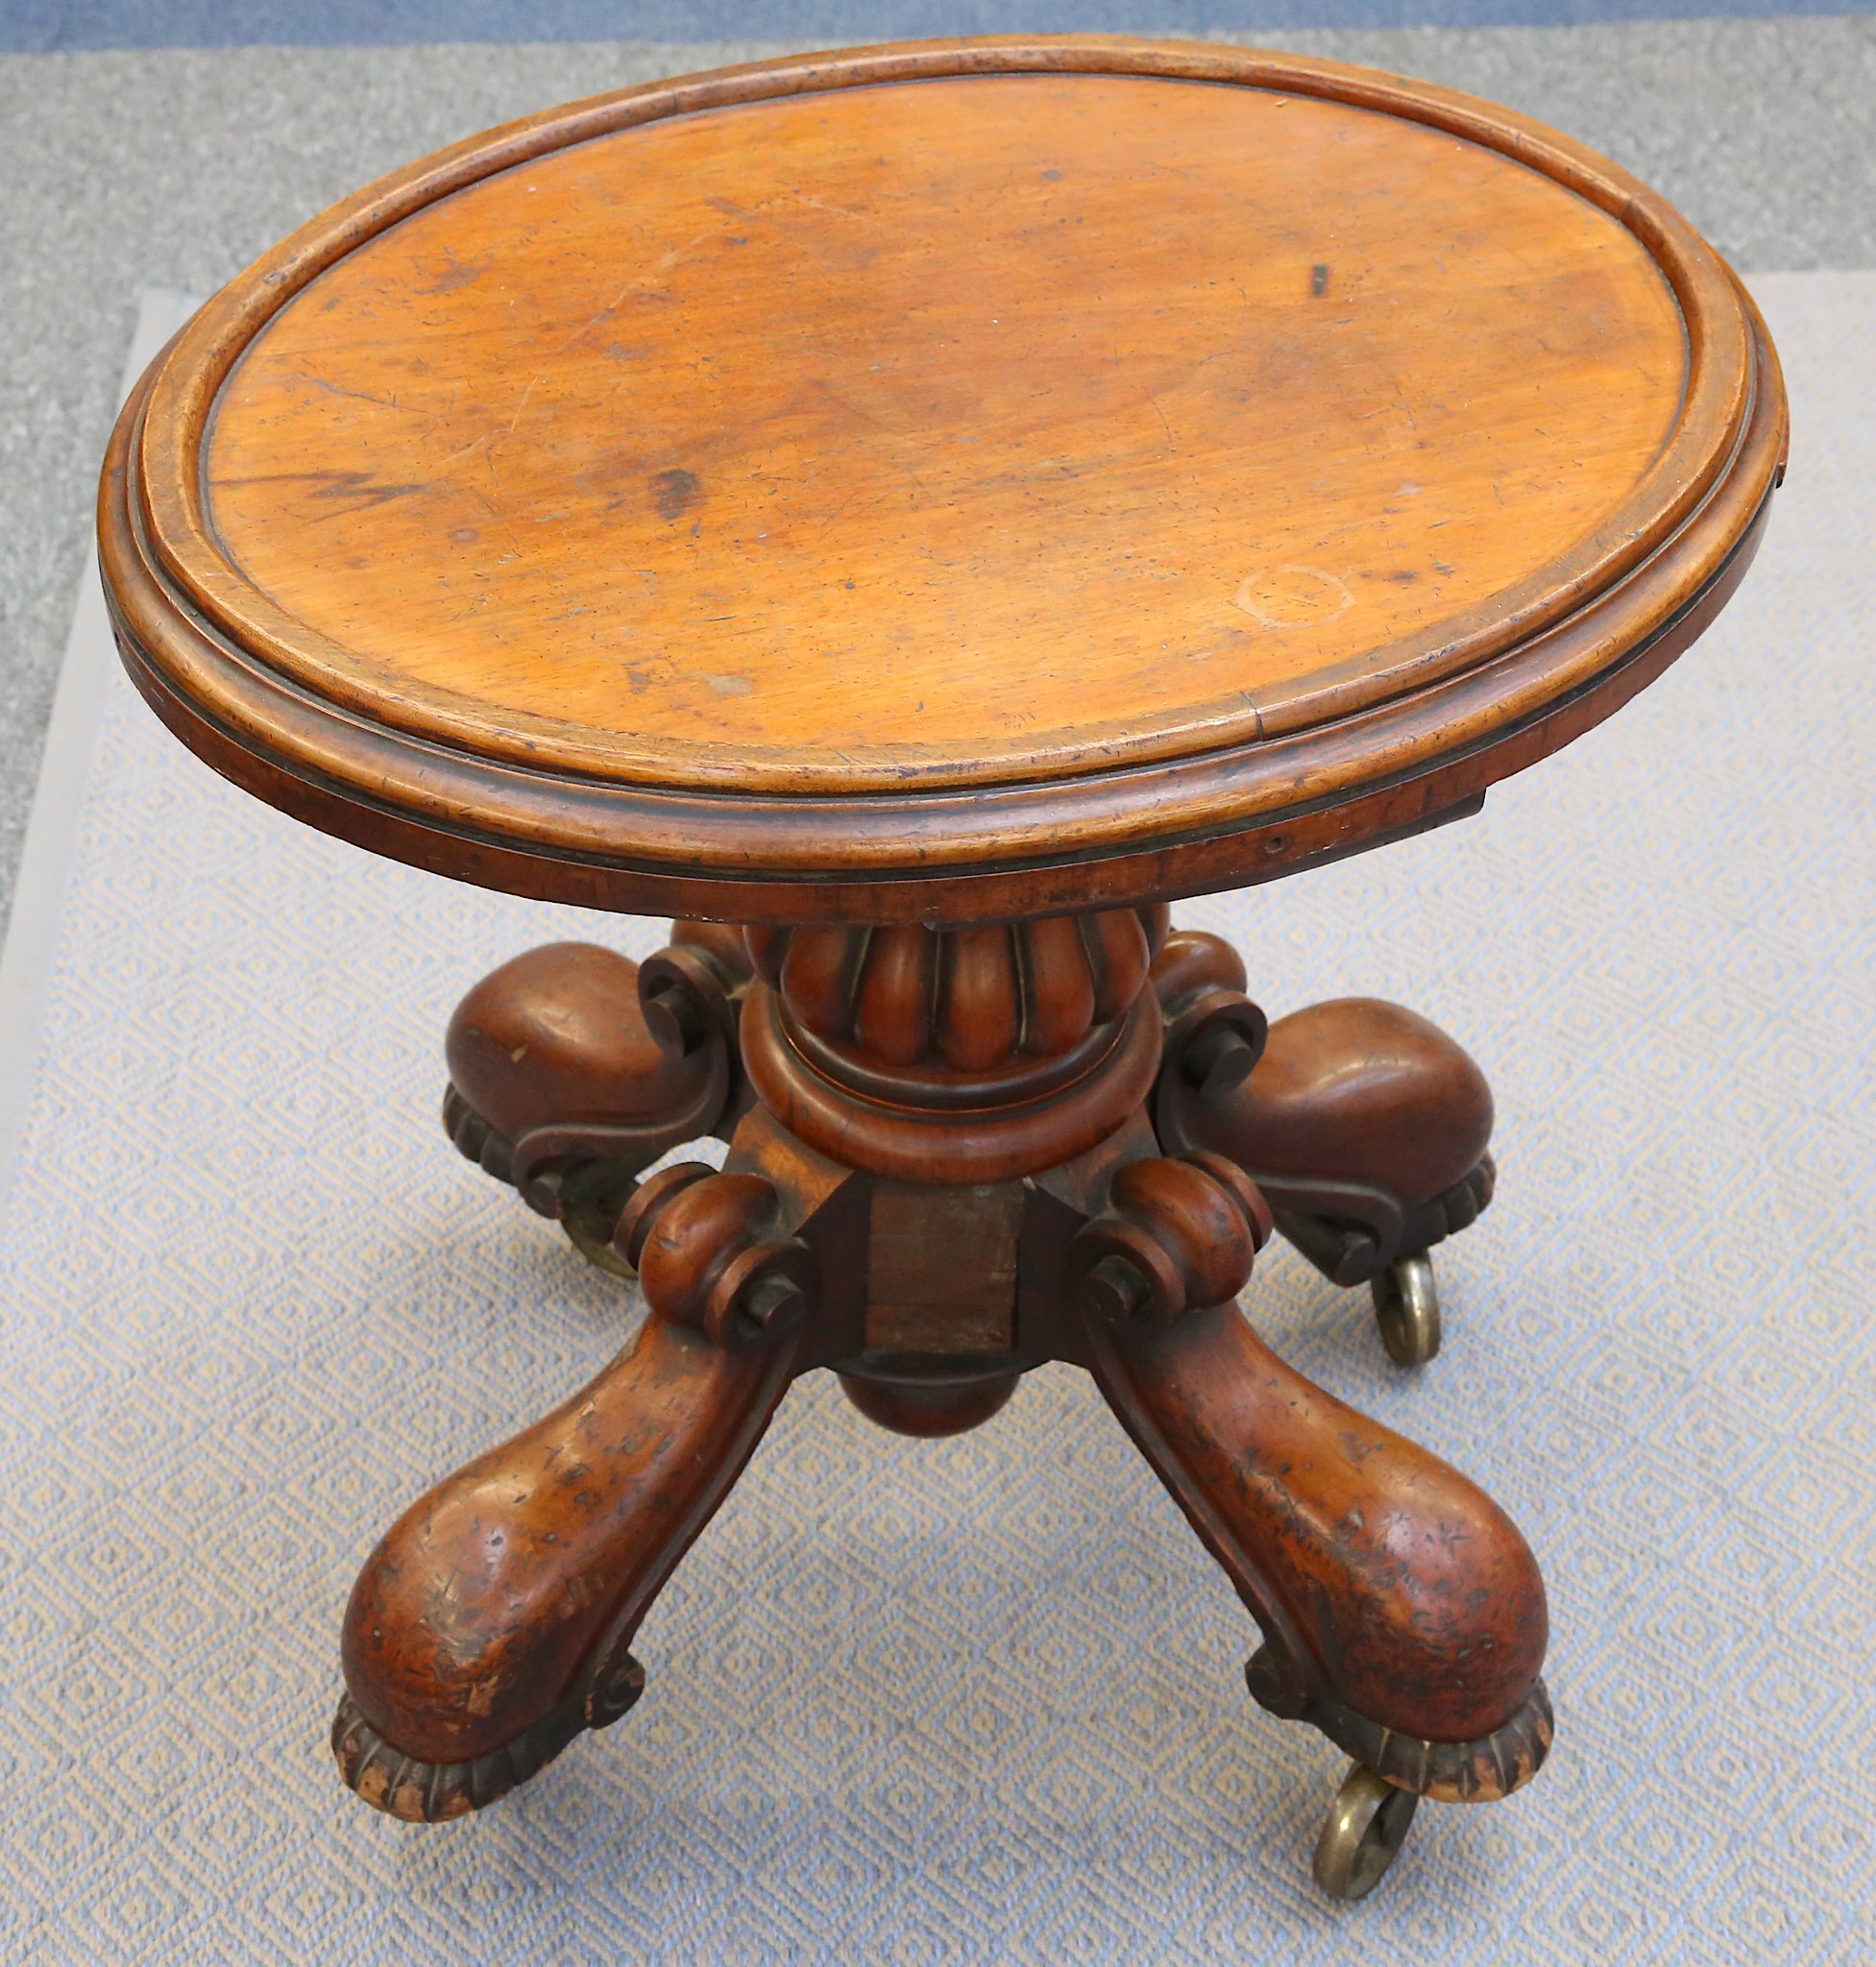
[199,75,1691,793]
[340,1306,799,1774]
[100,36,1786,923]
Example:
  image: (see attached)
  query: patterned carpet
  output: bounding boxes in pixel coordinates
[0,271,1870,1963]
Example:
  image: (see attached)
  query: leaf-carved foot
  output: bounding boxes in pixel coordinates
[333,1167,812,1820]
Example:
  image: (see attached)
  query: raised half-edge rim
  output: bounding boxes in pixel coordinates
[129,37,1759,794]
[98,38,1790,922]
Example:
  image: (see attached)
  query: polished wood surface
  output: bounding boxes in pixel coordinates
[99,36,1788,923]
[204,75,1688,789]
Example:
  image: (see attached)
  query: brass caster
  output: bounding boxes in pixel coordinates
[1371,1252,1441,1366]
[1312,1761,1420,1901]
[553,1160,640,1280]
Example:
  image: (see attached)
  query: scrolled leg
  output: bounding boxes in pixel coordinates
[333,1166,812,1820]
[1070,1148,1272,1325]
[1151,931,1497,1360]
[1077,1285,1551,1809]
[442,922,755,1271]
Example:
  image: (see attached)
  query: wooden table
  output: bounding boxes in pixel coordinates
[99,37,1785,1900]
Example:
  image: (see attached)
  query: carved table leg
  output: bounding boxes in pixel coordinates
[441,922,753,1273]
[333,1164,816,1820]
[1068,1150,1549,1897]
[340,901,1550,1893]
[1153,929,1497,1364]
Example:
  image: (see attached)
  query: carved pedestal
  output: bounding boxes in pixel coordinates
[333,908,1550,1896]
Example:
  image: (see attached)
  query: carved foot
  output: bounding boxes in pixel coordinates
[334,1166,814,1819]
[331,1663,642,1822]
[1079,1275,1550,1819]
[1152,930,1497,1359]
[443,922,753,1271]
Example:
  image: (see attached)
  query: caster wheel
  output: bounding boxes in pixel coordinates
[1372,1252,1441,1366]
[1312,1761,1420,1901]
[549,1160,641,1280]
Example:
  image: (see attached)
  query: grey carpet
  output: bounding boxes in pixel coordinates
[3,20,1874,950]
[11,0,1875,51]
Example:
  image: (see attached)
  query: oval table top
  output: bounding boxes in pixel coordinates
[101,36,1786,925]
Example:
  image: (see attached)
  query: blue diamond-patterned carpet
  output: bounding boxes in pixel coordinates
[0,272,1871,1964]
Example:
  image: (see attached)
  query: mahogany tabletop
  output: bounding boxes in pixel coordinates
[100,37,1787,925]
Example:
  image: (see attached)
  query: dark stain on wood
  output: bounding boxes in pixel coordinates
[651,468,702,521]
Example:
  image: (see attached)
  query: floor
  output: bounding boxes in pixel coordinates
[9,0,1874,50]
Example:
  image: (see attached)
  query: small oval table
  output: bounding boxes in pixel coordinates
[99,37,1785,1900]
